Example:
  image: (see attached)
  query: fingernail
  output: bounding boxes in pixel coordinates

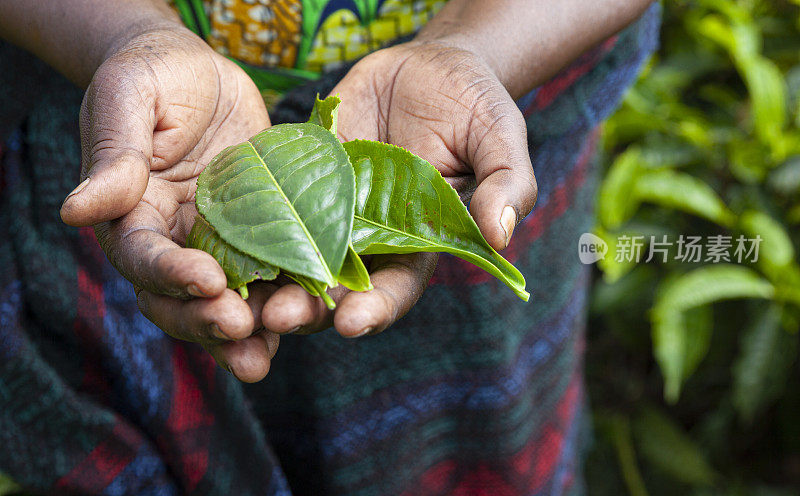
[348,326,372,338]
[188,284,207,297]
[287,326,301,334]
[64,178,90,203]
[210,323,229,340]
[500,205,517,248]
[226,363,236,377]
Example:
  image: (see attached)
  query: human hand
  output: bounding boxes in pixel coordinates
[60,26,279,382]
[260,40,537,338]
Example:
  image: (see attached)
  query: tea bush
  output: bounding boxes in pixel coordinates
[587,0,800,494]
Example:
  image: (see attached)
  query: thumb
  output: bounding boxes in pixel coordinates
[467,97,538,252]
[61,66,155,227]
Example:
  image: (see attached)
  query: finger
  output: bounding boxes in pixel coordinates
[261,283,348,335]
[445,175,477,204]
[95,199,226,298]
[137,288,255,342]
[333,253,437,338]
[242,282,279,332]
[467,93,538,251]
[62,63,157,226]
[204,332,280,383]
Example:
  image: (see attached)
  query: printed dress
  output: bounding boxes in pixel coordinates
[0,2,661,495]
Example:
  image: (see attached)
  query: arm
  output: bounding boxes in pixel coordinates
[417,0,655,98]
[0,0,181,87]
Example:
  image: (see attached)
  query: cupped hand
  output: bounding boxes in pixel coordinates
[60,26,279,382]
[261,40,538,338]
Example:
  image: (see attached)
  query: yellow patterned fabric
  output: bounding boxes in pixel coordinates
[206,0,303,68]
[168,0,446,73]
[304,0,446,73]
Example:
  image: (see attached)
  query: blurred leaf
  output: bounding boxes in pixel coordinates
[676,118,715,148]
[698,7,788,154]
[697,14,737,53]
[633,406,717,486]
[591,264,658,315]
[767,156,800,196]
[651,309,683,401]
[725,183,776,216]
[729,139,770,183]
[787,64,800,124]
[653,265,774,318]
[639,141,702,168]
[772,264,800,307]
[738,56,788,154]
[682,306,715,382]
[730,21,760,59]
[0,474,20,496]
[598,148,645,229]
[596,412,650,496]
[595,227,641,283]
[732,304,797,422]
[634,169,737,227]
[652,265,779,400]
[739,210,795,268]
[788,203,800,224]
[700,0,751,26]
[652,306,713,402]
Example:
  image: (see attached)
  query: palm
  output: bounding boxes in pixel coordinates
[331,40,535,251]
[110,42,269,247]
[333,42,517,185]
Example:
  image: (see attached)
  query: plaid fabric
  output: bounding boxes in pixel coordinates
[0,5,659,495]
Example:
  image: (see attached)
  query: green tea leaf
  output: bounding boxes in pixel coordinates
[595,227,641,283]
[652,306,713,402]
[338,245,373,292]
[195,123,355,287]
[308,94,373,293]
[653,265,774,319]
[343,139,528,301]
[634,169,736,227]
[288,246,373,309]
[595,412,649,496]
[307,94,340,136]
[739,210,794,268]
[633,406,717,486]
[728,138,769,184]
[738,57,787,153]
[732,304,795,422]
[597,148,645,230]
[285,273,337,309]
[186,215,278,297]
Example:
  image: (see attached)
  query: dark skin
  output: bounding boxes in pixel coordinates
[0,0,654,382]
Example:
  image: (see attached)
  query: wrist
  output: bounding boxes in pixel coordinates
[100,18,189,66]
[411,29,512,96]
[0,1,188,88]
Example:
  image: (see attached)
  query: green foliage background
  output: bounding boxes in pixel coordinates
[586,0,800,494]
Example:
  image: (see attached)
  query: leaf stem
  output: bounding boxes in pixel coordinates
[319,287,336,309]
